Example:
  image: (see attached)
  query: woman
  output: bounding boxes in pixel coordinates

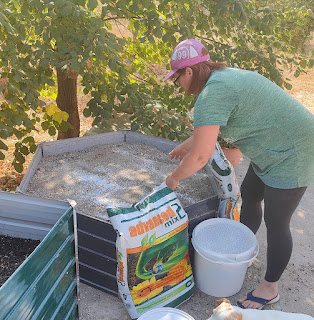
[163,38,314,310]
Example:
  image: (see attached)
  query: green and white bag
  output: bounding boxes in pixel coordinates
[107,183,194,319]
[208,143,240,221]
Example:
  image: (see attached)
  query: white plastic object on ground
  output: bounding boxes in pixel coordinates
[137,307,195,320]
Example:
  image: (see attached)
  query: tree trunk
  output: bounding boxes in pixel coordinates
[56,68,80,139]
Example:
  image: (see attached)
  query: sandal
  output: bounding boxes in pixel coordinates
[237,291,280,310]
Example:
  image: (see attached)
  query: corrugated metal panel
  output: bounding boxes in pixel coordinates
[0,197,78,320]
[77,213,118,296]
[0,191,69,240]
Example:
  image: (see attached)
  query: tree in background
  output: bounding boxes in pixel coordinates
[0,0,313,172]
[251,0,314,54]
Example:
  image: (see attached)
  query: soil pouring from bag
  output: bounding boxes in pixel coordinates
[27,143,214,221]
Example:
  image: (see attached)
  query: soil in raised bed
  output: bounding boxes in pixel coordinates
[27,143,215,221]
[0,235,40,287]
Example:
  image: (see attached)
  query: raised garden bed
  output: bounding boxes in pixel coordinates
[17,130,218,296]
[0,191,79,319]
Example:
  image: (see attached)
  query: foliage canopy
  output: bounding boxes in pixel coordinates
[0,0,313,172]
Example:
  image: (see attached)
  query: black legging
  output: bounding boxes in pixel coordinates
[240,164,307,282]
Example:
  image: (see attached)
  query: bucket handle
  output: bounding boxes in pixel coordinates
[194,242,259,265]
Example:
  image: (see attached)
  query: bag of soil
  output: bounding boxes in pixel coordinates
[107,183,194,319]
[208,143,240,221]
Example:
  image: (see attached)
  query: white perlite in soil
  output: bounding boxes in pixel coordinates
[195,224,254,255]
[28,143,214,221]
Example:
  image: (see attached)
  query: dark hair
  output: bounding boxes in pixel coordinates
[187,60,227,95]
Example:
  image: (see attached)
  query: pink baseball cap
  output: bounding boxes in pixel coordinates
[163,39,210,81]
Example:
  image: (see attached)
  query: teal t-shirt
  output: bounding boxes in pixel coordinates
[193,68,314,189]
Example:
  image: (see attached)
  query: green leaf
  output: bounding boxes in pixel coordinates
[23,118,34,128]
[119,67,127,77]
[46,78,55,86]
[108,58,118,71]
[0,151,4,160]
[101,6,108,19]
[249,18,256,26]
[0,129,9,139]
[15,152,25,163]
[0,11,17,34]
[23,136,35,144]
[83,108,92,117]
[59,121,72,132]
[88,0,98,11]
[14,130,24,139]
[48,126,56,136]
[284,82,292,90]
[14,162,23,173]
[20,145,29,155]
[141,234,148,247]
[30,144,37,153]
[60,6,72,17]
[41,121,50,130]
[149,233,156,245]
[234,1,242,13]
[0,140,8,151]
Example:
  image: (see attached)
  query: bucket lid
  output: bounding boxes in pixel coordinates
[137,307,195,320]
[192,218,257,262]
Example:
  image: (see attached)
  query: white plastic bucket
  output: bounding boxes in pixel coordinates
[192,218,259,297]
[192,218,257,263]
[137,307,195,320]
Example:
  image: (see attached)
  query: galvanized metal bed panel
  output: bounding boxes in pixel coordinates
[0,191,71,240]
[0,203,79,319]
[17,145,43,195]
[41,130,125,157]
[125,130,179,153]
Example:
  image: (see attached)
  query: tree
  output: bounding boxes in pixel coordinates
[1,0,313,172]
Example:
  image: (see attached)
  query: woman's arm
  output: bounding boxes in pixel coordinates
[165,125,219,190]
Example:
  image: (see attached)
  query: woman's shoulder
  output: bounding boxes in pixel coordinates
[209,67,270,90]
[211,67,256,77]
[206,68,244,88]
[209,67,243,82]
